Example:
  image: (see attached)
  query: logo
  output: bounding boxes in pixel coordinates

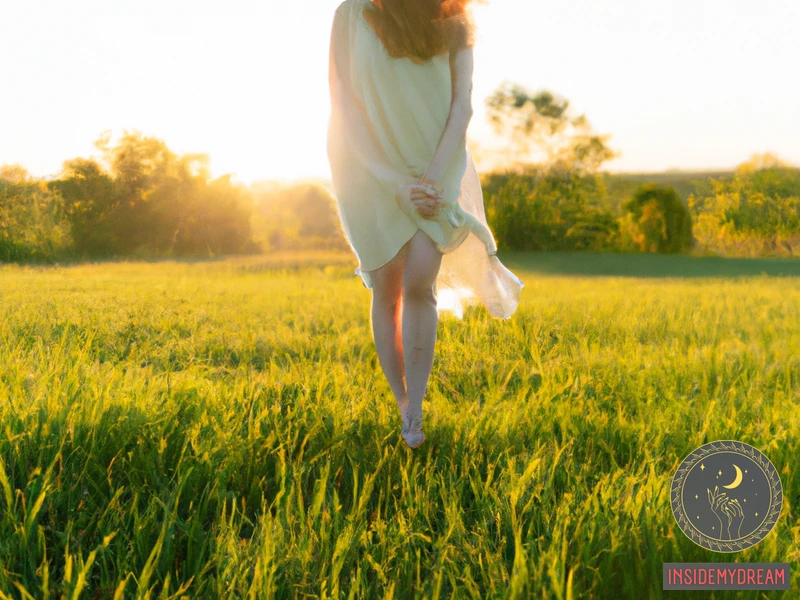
[670,440,782,553]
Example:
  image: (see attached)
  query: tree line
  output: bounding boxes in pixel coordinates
[2,82,799,262]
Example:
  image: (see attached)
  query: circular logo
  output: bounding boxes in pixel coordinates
[670,440,782,552]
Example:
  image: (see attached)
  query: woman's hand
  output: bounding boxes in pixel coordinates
[408,180,443,220]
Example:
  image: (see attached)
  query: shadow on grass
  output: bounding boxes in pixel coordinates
[8,249,800,280]
[498,250,800,278]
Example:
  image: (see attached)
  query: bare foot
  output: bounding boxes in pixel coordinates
[401,408,425,449]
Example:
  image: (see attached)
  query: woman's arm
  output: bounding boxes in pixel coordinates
[422,47,475,186]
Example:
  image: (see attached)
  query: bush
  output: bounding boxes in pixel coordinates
[620,183,693,253]
[687,162,800,257]
[0,166,73,262]
[482,164,618,251]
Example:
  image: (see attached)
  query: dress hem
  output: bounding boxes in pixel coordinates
[355,225,482,290]
[355,222,421,289]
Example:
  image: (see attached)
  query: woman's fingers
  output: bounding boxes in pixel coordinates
[410,197,440,218]
[411,197,441,211]
[414,198,439,209]
[409,183,443,200]
[410,191,441,202]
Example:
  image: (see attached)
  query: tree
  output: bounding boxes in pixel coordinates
[485,81,618,173]
[172,174,257,256]
[250,182,349,251]
[735,152,794,175]
[49,158,120,254]
[51,130,258,258]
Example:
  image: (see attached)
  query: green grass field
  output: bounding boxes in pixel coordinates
[1,251,798,599]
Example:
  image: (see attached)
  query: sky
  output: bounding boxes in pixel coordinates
[1,0,799,187]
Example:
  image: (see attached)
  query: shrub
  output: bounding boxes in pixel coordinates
[621,183,693,253]
[687,162,800,257]
[0,166,72,262]
[482,164,618,251]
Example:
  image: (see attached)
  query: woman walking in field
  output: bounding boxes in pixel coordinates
[327,0,523,449]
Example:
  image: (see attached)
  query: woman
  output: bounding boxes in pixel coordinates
[327,0,524,449]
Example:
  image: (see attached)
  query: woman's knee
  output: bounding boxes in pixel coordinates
[369,255,406,308]
[402,265,438,302]
[404,281,436,304]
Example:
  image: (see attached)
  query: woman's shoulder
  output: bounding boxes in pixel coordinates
[441,12,475,51]
[336,0,369,12]
[334,0,371,26]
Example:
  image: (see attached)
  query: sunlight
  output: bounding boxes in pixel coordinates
[0,0,798,183]
[436,287,477,320]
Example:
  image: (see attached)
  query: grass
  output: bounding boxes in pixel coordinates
[0,251,798,599]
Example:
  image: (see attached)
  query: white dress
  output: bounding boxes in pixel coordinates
[327,0,524,319]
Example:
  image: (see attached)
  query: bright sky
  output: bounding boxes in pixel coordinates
[1,0,799,186]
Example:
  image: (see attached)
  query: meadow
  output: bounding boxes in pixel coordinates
[0,251,798,599]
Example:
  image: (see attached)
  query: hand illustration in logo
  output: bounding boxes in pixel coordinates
[708,486,745,540]
[721,498,745,540]
[708,485,728,536]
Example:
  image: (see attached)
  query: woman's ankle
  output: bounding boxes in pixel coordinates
[395,396,410,420]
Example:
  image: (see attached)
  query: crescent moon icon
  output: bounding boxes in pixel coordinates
[723,464,743,489]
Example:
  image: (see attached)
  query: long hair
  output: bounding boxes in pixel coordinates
[363,0,476,64]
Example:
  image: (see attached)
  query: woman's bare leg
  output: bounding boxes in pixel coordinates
[366,242,410,418]
[401,229,443,423]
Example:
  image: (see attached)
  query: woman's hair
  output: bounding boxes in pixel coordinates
[363,0,476,63]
